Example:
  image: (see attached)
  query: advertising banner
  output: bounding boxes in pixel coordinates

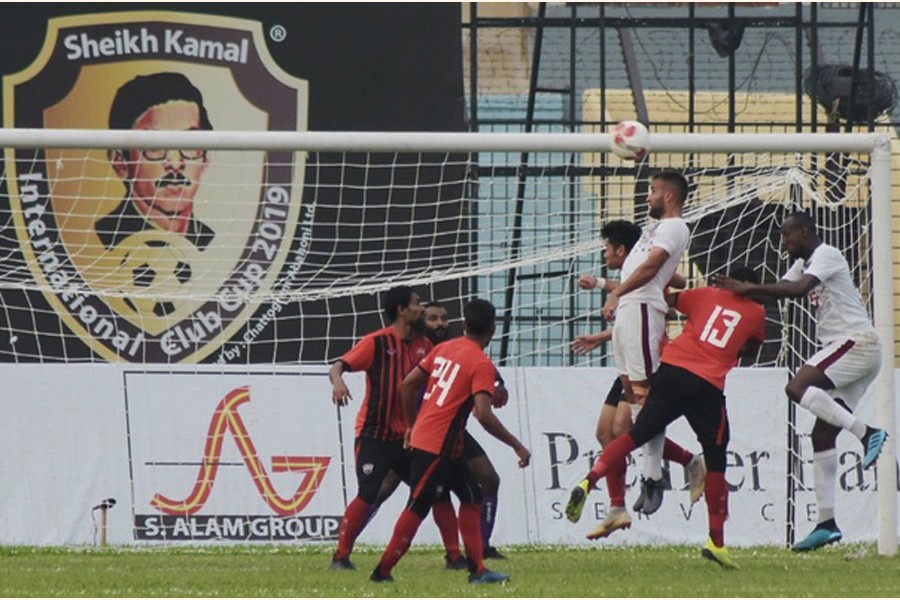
[0,365,894,547]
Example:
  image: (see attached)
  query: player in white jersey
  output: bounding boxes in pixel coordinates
[600,169,691,514]
[714,211,887,552]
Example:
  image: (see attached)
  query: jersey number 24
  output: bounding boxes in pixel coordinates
[424,357,461,406]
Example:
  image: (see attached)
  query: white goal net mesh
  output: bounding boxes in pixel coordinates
[0,133,877,373]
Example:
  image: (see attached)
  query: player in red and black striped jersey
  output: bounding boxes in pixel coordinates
[328,285,432,570]
[370,299,531,584]
[566,266,767,569]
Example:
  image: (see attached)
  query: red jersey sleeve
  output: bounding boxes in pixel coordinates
[675,288,698,314]
[417,346,437,377]
[470,359,496,399]
[341,333,375,372]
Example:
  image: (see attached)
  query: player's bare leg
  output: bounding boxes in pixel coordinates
[787,365,886,469]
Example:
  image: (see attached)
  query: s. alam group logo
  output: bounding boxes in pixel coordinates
[2,12,309,363]
[127,376,342,542]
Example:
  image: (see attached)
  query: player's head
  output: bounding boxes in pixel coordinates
[463,298,496,346]
[383,285,423,325]
[648,169,688,218]
[423,300,450,345]
[108,73,212,232]
[781,211,819,260]
[601,219,642,269]
[727,265,760,285]
[726,264,769,305]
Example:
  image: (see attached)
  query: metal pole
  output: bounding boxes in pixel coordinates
[498,2,547,365]
[869,139,898,557]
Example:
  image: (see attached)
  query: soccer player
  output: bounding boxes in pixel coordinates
[597,172,693,514]
[574,219,704,537]
[327,285,432,570]
[367,300,507,569]
[713,211,887,552]
[370,299,531,584]
[423,301,510,559]
[568,266,768,569]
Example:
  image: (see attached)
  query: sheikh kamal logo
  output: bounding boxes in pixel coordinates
[2,12,310,363]
[127,375,342,542]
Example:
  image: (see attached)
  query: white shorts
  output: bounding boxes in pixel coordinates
[807,332,881,409]
[612,302,666,383]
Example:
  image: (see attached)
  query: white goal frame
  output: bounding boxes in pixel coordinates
[0,129,895,555]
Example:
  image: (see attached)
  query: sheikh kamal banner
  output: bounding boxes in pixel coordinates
[0,6,468,364]
[2,12,307,363]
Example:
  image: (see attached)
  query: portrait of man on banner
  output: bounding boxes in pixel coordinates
[97,72,215,252]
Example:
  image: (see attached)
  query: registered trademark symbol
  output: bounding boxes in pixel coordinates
[269,24,287,43]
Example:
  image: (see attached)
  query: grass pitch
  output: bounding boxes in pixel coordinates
[0,543,898,597]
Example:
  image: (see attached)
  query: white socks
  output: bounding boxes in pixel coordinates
[798,387,866,439]
[813,449,837,524]
[642,432,666,480]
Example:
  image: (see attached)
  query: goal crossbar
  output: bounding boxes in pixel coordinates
[0,128,890,154]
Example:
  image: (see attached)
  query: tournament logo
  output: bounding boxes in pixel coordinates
[3,12,308,362]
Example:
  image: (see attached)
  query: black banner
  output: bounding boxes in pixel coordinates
[0,4,467,363]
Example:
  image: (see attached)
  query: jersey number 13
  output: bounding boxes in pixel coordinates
[698,305,742,349]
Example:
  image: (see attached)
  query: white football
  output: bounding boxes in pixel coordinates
[610,120,650,160]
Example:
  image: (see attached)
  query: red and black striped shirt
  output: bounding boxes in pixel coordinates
[341,326,432,441]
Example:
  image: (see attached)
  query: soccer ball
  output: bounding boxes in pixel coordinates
[110,234,195,319]
[610,120,650,160]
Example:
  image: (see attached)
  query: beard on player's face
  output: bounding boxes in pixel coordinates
[412,314,429,336]
[426,325,449,345]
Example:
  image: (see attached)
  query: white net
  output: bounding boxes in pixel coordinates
[0,132,880,374]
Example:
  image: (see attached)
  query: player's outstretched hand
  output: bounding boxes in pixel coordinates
[571,334,603,355]
[332,381,352,406]
[711,274,750,296]
[578,274,599,290]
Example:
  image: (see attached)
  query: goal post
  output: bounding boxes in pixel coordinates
[0,128,894,553]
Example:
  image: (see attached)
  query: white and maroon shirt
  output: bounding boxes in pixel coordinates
[619,217,689,313]
[781,243,875,345]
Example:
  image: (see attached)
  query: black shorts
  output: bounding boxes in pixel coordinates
[463,431,487,460]
[603,376,626,407]
[407,448,482,513]
[354,437,412,488]
[629,363,730,450]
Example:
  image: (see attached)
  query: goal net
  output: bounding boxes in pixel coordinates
[0,129,893,551]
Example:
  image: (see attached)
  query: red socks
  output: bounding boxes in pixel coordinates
[431,499,462,560]
[705,470,728,547]
[334,497,372,560]
[377,509,424,577]
[663,438,694,467]
[458,502,485,573]
[588,434,637,488]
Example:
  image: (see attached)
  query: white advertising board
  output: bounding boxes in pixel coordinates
[0,365,894,547]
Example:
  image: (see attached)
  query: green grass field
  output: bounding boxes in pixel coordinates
[1,543,898,597]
